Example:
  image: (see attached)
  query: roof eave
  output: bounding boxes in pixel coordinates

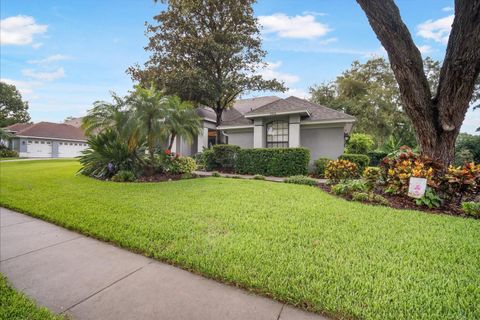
[244,110,311,119]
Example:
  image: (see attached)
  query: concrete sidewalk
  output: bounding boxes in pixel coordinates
[0,207,327,320]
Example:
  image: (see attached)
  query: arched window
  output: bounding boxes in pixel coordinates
[266,120,289,148]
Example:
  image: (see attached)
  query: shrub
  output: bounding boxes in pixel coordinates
[202,149,216,171]
[414,188,442,208]
[380,146,444,195]
[284,175,318,186]
[331,180,368,195]
[169,156,197,174]
[211,144,240,171]
[345,133,375,154]
[363,167,381,190]
[253,174,265,180]
[444,162,480,202]
[461,201,480,217]
[111,170,136,182]
[367,150,388,166]
[78,130,142,179]
[211,171,221,177]
[339,154,370,172]
[235,148,310,177]
[314,158,331,177]
[351,191,369,201]
[194,151,209,170]
[325,159,358,183]
[0,148,18,158]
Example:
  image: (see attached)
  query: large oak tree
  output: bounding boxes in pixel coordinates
[129,0,285,140]
[356,0,480,165]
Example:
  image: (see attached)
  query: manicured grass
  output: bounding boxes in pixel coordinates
[1,160,479,319]
[0,274,64,320]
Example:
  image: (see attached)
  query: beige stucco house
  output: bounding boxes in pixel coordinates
[172,95,355,162]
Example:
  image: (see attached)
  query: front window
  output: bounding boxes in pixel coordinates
[266,120,289,148]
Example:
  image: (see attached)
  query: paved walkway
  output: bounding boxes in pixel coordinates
[194,171,327,184]
[0,207,327,320]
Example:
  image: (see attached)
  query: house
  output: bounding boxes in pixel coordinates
[173,96,355,162]
[3,122,88,158]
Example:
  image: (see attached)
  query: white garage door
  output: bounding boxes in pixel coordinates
[58,141,88,158]
[27,140,52,158]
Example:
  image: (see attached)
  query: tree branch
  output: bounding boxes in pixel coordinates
[436,0,480,131]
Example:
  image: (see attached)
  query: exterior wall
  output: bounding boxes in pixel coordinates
[224,129,254,149]
[288,115,300,147]
[300,125,345,162]
[253,118,265,148]
[52,141,59,158]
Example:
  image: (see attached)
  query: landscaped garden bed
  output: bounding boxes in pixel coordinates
[1,160,479,320]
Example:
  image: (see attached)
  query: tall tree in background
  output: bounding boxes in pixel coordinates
[356,0,480,165]
[128,0,285,142]
[310,58,417,148]
[0,82,31,127]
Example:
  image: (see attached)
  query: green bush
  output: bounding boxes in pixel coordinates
[339,154,370,172]
[461,201,480,217]
[346,133,375,154]
[331,180,368,195]
[235,148,310,177]
[414,188,442,209]
[367,150,388,166]
[0,148,18,158]
[253,174,265,180]
[314,158,331,177]
[351,192,389,206]
[284,175,318,186]
[170,156,197,174]
[211,171,221,177]
[111,170,136,182]
[351,191,369,202]
[211,144,240,171]
[202,149,216,171]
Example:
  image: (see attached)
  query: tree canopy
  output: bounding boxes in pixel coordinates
[128,0,285,131]
[0,82,31,127]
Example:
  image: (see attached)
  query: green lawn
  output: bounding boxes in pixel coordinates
[0,274,64,320]
[1,160,479,320]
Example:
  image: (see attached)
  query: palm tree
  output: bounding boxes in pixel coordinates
[82,93,130,136]
[160,95,202,151]
[129,86,166,163]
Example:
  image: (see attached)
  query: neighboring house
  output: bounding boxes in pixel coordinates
[174,96,355,162]
[3,122,88,158]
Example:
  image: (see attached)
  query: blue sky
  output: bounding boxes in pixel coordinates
[1,0,478,134]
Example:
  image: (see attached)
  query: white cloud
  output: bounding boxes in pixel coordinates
[22,67,65,81]
[258,13,331,39]
[442,6,454,12]
[258,61,300,86]
[28,54,72,65]
[0,78,42,100]
[284,88,309,99]
[418,45,432,54]
[417,15,454,44]
[0,15,47,46]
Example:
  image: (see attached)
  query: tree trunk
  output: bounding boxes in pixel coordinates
[215,107,224,145]
[168,132,176,150]
[356,0,480,166]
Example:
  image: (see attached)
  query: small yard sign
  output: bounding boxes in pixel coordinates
[408,177,427,198]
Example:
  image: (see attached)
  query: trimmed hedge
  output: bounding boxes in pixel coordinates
[339,154,370,172]
[235,148,310,177]
[212,144,240,170]
[284,175,318,186]
[367,150,388,166]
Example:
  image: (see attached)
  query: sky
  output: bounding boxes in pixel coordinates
[1,0,478,134]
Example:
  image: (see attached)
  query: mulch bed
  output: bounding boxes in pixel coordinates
[318,184,467,217]
[137,173,201,182]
